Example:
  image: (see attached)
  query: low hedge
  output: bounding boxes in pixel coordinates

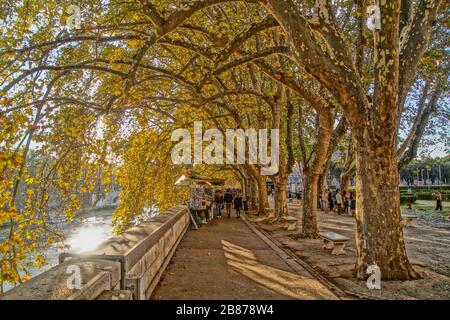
[400,194,417,204]
[337,188,447,203]
[415,192,450,201]
[399,186,450,192]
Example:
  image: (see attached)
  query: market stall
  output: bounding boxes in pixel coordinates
[175,173,225,225]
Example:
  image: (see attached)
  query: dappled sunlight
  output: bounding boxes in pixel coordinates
[221,240,337,300]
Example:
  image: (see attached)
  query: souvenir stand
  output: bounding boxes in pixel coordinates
[175,173,225,225]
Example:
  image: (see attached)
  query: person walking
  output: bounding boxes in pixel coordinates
[234,193,243,218]
[322,188,329,213]
[342,190,348,214]
[349,192,355,214]
[345,190,352,215]
[224,189,233,218]
[435,191,443,211]
[214,190,224,218]
[336,189,343,215]
[328,190,334,212]
[243,196,249,213]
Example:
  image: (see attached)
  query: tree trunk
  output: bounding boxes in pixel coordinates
[244,165,269,214]
[274,174,288,217]
[273,178,280,214]
[398,87,441,170]
[300,109,335,238]
[354,136,419,280]
[340,165,355,191]
[301,171,319,238]
[240,177,247,198]
[249,177,258,211]
[340,143,355,191]
[256,174,269,215]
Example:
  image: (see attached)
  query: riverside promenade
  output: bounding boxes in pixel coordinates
[1,205,338,300]
[151,212,337,300]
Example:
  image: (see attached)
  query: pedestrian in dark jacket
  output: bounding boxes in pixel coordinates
[243,196,249,213]
[214,191,224,218]
[224,189,233,218]
[234,193,243,218]
[328,191,334,211]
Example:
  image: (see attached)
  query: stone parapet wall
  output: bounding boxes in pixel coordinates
[1,205,189,300]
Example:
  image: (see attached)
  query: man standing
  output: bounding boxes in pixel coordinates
[435,191,443,211]
[234,193,243,218]
[224,189,233,218]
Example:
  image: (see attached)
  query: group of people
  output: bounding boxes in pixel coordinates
[213,189,248,218]
[320,188,354,215]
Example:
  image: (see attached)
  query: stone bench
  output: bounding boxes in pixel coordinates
[319,231,349,255]
[401,214,417,226]
[281,216,298,231]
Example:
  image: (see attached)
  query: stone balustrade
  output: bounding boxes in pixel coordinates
[1,205,189,300]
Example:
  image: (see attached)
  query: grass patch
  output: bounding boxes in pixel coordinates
[401,200,450,218]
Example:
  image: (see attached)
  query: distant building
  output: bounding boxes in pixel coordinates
[287,163,303,193]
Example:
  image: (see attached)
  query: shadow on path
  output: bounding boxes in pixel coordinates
[151,213,336,300]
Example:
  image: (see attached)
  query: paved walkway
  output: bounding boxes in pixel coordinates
[151,211,337,300]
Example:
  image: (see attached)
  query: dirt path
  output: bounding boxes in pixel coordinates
[151,211,337,300]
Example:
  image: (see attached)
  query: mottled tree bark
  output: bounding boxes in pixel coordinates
[340,139,355,190]
[261,0,440,279]
[354,132,419,280]
[299,106,335,239]
[340,165,355,192]
[301,171,320,238]
[274,171,288,218]
[249,176,258,210]
[398,82,443,170]
[257,175,269,215]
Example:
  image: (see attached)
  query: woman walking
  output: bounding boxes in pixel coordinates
[234,193,243,218]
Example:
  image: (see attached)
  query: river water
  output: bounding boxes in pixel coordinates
[1,207,114,293]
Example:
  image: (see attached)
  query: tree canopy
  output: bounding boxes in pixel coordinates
[0,0,448,289]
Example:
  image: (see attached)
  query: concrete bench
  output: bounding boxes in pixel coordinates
[401,214,417,226]
[319,231,349,255]
[281,216,298,231]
